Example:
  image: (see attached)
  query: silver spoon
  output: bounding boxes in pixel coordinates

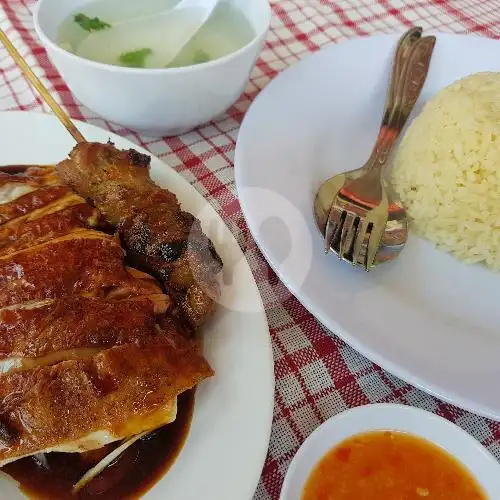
[314,27,435,269]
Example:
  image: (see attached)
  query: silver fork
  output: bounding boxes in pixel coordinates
[314,27,436,270]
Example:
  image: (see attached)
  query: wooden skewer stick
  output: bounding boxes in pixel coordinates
[0,28,86,143]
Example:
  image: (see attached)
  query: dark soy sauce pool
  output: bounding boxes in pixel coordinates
[2,390,195,499]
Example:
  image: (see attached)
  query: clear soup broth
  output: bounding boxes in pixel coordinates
[58,0,255,69]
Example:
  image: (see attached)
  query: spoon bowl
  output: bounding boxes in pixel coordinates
[76,0,220,68]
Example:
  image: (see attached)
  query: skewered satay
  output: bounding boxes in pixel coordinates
[57,141,223,330]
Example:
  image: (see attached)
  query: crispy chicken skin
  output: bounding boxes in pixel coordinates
[0,185,72,225]
[0,330,212,466]
[0,231,163,308]
[0,166,59,190]
[0,168,106,255]
[0,200,101,256]
[57,142,223,329]
[0,296,169,361]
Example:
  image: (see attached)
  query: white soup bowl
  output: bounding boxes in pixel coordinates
[34,0,270,136]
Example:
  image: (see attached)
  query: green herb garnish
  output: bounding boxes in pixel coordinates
[74,13,111,32]
[119,48,153,68]
[193,49,210,65]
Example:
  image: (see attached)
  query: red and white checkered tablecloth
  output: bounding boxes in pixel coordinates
[2,1,500,499]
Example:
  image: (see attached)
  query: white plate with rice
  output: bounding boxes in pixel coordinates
[235,33,500,419]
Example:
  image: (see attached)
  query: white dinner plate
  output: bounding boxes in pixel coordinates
[0,111,274,499]
[235,33,500,419]
[281,404,500,500]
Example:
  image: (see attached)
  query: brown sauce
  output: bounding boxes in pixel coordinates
[2,390,195,499]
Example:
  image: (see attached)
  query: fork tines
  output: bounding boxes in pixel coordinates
[324,207,377,270]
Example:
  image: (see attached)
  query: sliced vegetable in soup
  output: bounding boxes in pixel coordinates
[119,48,153,68]
[73,13,111,33]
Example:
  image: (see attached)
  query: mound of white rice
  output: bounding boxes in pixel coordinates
[391,72,500,270]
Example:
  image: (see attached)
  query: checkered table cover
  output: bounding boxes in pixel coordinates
[1,0,500,498]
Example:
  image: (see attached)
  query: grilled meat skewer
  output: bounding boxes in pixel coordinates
[57,142,223,330]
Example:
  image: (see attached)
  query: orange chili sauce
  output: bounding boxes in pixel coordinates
[302,431,487,500]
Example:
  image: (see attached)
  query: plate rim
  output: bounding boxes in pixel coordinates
[0,110,275,500]
[235,32,500,420]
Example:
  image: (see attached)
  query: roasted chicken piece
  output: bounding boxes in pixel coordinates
[0,296,169,371]
[0,168,161,306]
[0,184,72,225]
[0,165,59,204]
[0,166,105,253]
[0,328,212,466]
[57,142,223,329]
[0,230,164,308]
[0,165,214,470]
[0,194,101,256]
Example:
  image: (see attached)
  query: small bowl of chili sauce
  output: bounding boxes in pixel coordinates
[281,404,500,500]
